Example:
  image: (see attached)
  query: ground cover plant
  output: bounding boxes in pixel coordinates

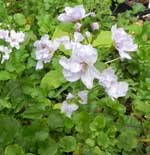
[0,0,150,155]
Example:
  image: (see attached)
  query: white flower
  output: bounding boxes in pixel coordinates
[57,32,84,51]
[91,22,99,31]
[106,82,128,100]
[6,30,25,49]
[0,45,12,64]
[99,67,128,100]
[59,44,100,89]
[61,93,78,117]
[74,32,84,42]
[0,29,9,40]
[85,31,92,38]
[58,5,95,22]
[55,36,71,50]
[61,101,78,118]
[111,25,138,60]
[66,93,74,100]
[34,35,59,70]
[99,67,117,89]
[78,90,88,104]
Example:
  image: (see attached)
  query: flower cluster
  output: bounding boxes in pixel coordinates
[32,5,138,117]
[61,91,88,117]
[34,35,59,70]
[0,29,25,63]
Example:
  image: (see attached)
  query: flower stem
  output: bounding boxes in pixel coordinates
[105,57,120,64]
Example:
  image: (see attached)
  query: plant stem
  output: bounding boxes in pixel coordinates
[105,57,120,64]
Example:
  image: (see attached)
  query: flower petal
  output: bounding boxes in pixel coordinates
[63,69,81,82]
[57,14,73,22]
[81,67,94,89]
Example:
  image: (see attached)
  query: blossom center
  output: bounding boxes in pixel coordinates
[80,62,88,72]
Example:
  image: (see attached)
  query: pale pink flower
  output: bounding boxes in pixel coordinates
[111,25,138,60]
[58,5,95,22]
[0,29,9,40]
[99,67,128,100]
[59,44,100,89]
[106,81,128,100]
[34,35,59,70]
[78,90,88,104]
[0,45,12,64]
[61,93,78,117]
[6,30,25,49]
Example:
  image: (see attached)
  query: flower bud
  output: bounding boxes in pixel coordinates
[74,22,82,32]
[91,22,99,31]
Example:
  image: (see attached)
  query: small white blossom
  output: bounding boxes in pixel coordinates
[74,32,84,42]
[99,67,118,89]
[34,35,59,70]
[61,101,78,118]
[0,45,12,64]
[106,82,128,100]
[61,93,78,117]
[78,90,88,104]
[58,5,95,22]
[89,12,96,17]
[6,30,25,49]
[85,31,92,38]
[0,29,9,40]
[59,44,100,89]
[111,25,138,60]
[66,93,75,100]
[55,36,71,50]
[91,22,99,31]
[99,67,128,100]
[57,32,84,51]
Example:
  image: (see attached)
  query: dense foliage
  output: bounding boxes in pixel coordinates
[0,0,150,155]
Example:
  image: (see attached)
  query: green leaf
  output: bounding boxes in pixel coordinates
[48,111,64,129]
[93,31,113,47]
[0,115,19,147]
[40,69,66,90]
[35,130,49,141]
[52,25,69,39]
[90,115,106,131]
[5,144,24,155]
[132,3,145,14]
[38,138,58,155]
[0,71,11,81]
[0,98,12,110]
[13,13,26,26]
[59,136,76,152]
[125,24,142,35]
[117,0,124,3]
[117,130,137,151]
[97,132,110,148]
[21,104,46,119]
[37,14,52,34]
[134,100,150,115]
